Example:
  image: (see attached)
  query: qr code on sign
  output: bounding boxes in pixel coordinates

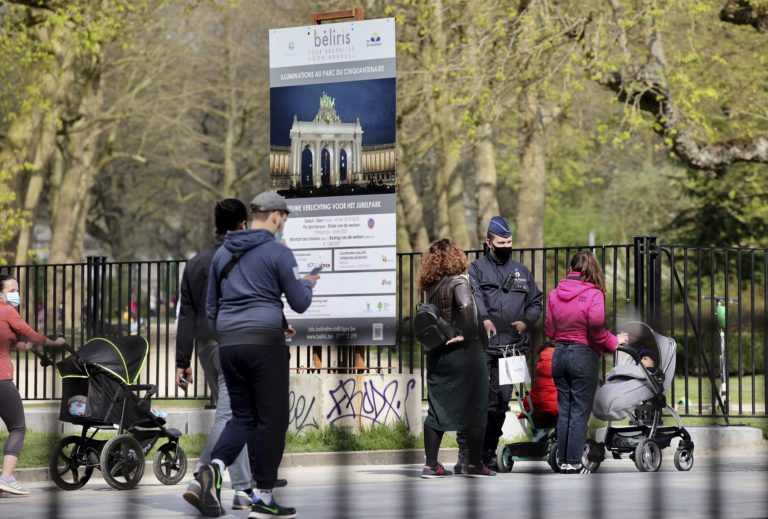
[372,323,384,341]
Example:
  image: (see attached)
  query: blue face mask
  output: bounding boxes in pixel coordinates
[5,292,20,307]
[274,231,284,242]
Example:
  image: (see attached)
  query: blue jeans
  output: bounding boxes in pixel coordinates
[552,342,599,465]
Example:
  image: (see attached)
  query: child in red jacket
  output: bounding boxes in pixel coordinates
[520,344,558,431]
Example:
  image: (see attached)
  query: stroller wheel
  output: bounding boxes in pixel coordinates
[495,444,513,473]
[673,448,694,471]
[100,434,146,490]
[153,442,188,485]
[49,435,95,491]
[634,438,662,472]
[547,443,561,473]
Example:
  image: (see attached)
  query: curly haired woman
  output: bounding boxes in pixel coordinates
[417,239,494,478]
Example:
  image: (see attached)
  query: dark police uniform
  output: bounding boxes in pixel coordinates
[456,252,543,465]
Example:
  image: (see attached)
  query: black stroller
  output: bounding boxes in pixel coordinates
[47,336,187,490]
[583,321,695,472]
[495,335,560,473]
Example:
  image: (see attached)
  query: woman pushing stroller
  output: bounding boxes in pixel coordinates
[0,274,66,495]
[545,252,628,473]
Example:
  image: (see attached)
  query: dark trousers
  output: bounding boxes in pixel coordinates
[457,356,512,453]
[551,342,600,464]
[211,343,289,489]
[0,380,26,457]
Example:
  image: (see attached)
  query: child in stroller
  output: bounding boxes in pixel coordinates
[583,321,695,473]
[496,339,560,473]
[47,336,187,490]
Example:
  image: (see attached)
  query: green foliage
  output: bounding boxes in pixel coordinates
[285,422,423,452]
[668,165,768,246]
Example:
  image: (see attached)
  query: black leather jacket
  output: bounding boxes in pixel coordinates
[427,274,479,340]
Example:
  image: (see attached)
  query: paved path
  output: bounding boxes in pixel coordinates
[2,446,767,519]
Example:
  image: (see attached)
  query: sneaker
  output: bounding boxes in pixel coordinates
[465,464,496,477]
[0,476,30,496]
[453,449,468,475]
[182,479,202,510]
[421,462,453,479]
[233,490,253,510]
[559,463,583,474]
[250,499,297,519]
[197,464,224,517]
[482,449,499,471]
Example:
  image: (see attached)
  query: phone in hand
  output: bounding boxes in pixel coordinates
[310,266,323,275]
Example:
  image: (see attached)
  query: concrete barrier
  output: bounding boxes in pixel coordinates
[5,373,424,436]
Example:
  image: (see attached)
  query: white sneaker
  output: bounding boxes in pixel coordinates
[182,479,202,509]
[0,476,30,496]
[232,490,253,510]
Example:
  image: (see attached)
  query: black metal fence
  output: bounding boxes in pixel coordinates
[3,236,766,419]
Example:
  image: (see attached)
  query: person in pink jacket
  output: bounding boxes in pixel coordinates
[545,252,628,473]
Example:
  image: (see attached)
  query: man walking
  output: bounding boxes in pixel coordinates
[455,216,543,473]
[197,191,319,519]
[175,199,257,512]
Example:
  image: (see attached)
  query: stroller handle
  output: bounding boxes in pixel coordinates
[616,345,640,364]
[129,383,157,397]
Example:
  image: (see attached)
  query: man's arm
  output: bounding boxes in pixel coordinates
[175,269,195,370]
[205,257,222,335]
[469,260,497,339]
[468,261,489,320]
[522,269,544,329]
[279,250,313,313]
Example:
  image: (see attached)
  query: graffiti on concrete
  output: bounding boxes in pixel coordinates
[288,390,319,432]
[326,377,417,427]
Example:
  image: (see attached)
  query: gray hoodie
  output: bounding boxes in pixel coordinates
[206,228,313,346]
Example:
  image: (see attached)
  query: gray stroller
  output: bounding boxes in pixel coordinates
[583,321,695,472]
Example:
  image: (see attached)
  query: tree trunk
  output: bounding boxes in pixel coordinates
[396,142,430,252]
[474,121,500,244]
[48,50,104,264]
[515,89,546,249]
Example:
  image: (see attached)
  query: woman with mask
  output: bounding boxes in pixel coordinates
[0,274,65,495]
[544,252,628,473]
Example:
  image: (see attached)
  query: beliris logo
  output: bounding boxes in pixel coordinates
[314,28,351,47]
[366,32,382,47]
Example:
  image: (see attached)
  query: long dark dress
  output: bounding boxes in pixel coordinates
[424,275,488,432]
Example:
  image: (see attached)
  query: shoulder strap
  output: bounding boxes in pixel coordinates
[220,251,245,280]
[425,275,452,304]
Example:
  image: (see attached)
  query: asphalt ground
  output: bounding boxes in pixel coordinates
[1,444,766,519]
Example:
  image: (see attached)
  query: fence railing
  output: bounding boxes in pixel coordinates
[3,237,766,419]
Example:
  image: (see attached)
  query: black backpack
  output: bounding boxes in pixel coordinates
[413,277,456,351]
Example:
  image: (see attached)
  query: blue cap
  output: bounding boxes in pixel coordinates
[638,349,658,364]
[487,216,512,238]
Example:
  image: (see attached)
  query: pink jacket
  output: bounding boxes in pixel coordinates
[544,273,618,356]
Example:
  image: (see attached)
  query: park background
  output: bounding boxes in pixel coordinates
[0,0,767,453]
[1,0,766,264]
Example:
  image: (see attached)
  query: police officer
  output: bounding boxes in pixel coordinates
[455,216,543,472]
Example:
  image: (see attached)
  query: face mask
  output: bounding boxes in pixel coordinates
[491,246,512,263]
[274,231,284,242]
[5,292,20,307]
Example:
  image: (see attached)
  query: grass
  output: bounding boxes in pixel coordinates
[671,374,765,410]
[284,422,442,453]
